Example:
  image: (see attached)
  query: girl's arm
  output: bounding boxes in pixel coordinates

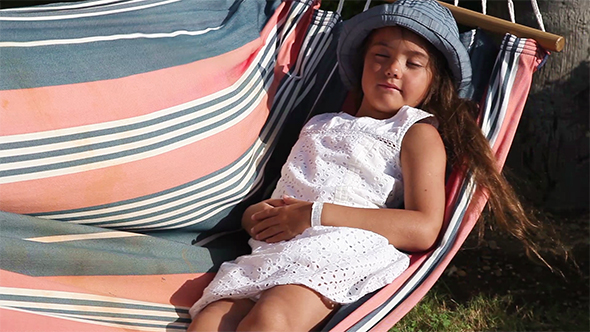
[249,123,447,252]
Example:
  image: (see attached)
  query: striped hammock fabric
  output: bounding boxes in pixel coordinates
[0,0,340,232]
[0,0,547,331]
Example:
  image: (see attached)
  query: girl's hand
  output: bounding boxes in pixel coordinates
[242,199,286,238]
[249,196,313,243]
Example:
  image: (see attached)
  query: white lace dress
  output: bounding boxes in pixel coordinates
[189,106,437,317]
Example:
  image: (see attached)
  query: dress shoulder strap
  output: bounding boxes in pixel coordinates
[393,105,438,141]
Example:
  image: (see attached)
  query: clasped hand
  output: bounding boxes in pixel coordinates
[245,196,313,243]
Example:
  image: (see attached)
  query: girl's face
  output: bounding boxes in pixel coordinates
[356,26,434,119]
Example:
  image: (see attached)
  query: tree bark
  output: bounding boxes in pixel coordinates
[487,0,589,214]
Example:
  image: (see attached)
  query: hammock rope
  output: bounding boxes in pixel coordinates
[364,0,372,12]
[531,0,546,32]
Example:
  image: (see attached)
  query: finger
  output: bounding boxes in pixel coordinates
[254,225,283,241]
[264,232,291,243]
[251,207,280,221]
[264,198,287,207]
[250,216,279,235]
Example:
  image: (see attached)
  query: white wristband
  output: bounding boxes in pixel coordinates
[311,201,323,227]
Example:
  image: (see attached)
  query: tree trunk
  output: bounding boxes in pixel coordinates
[487,0,589,214]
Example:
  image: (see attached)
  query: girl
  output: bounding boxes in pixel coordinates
[189,0,543,330]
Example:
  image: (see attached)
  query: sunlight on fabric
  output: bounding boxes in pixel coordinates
[0,0,180,21]
[25,231,146,243]
[0,28,224,48]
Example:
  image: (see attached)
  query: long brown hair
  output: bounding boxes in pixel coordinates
[420,44,552,264]
[355,29,554,264]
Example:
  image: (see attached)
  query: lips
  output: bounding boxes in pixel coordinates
[377,82,401,92]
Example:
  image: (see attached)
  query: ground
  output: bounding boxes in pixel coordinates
[437,213,589,330]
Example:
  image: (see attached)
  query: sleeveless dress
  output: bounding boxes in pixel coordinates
[189,106,437,317]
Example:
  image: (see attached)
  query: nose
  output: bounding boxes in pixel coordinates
[385,59,402,78]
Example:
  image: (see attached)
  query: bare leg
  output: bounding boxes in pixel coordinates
[187,298,255,332]
[237,285,338,332]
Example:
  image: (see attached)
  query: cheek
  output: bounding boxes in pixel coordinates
[413,75,433,104]
[360,62,373,90]
[361,61,381,88]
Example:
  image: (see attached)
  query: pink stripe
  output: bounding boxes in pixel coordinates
[0,99,269,213]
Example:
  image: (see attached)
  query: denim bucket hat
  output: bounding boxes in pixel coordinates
[337,0,472,96]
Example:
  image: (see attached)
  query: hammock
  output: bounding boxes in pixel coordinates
[0,0,559,330]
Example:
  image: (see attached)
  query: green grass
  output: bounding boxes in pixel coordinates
[391,285,525,332]
[390,280,589,332]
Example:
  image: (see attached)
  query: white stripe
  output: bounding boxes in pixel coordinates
[162,8,333,233]
[0,305,168,332]
[42,141,266,230]
[288,10,327,80]
[0,286,188,311]
[151,136,271,230]
[0,27,224,48]
[1,0,146,12]
[25,231,146,243]
[0,0,181,21]
[32,53,283,225]
[481,37,520,148]
[155,157,267,230]
[169,77,312,231]
[480,52,504,136]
